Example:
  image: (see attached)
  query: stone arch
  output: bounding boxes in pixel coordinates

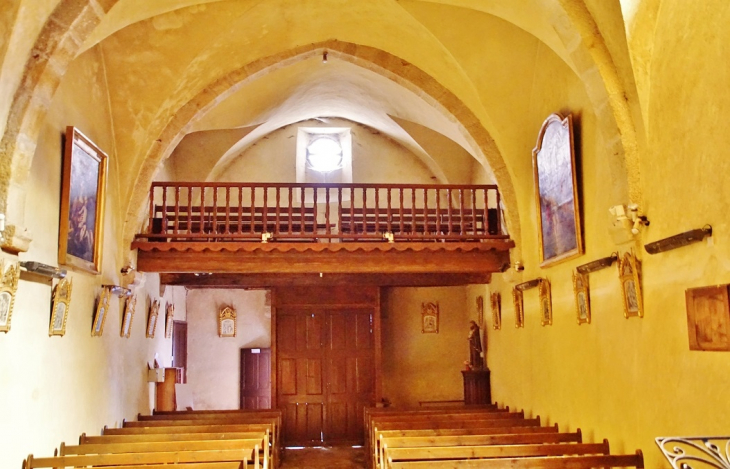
[122,40,521,260]
[0,0,118,230]
[553,0,644,205]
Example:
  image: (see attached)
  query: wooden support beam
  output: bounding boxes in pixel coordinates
[160,272,492,288]
[135,241,512,275]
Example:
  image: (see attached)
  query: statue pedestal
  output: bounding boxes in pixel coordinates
[462,369,491,405]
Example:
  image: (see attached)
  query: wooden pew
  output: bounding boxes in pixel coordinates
[23,449,254,469]
[60,438,266,469]
[386,450,645,468]
[370,417,541,459]
[378,429,583,469]
[25,463,240,469]
[363,405,505,458]
[80,431,265,444]
[383,441,610,469]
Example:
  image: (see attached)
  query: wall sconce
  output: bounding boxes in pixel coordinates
[515,278,542,291]
[576,253,619,274]
[644,226,712,255]
[20,261,66,279]
[103,284,131,297]
[322,50,328,64]
[610,204,649,235]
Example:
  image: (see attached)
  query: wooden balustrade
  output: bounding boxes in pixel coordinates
[137,182,506,243]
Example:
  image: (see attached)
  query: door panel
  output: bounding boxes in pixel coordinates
[276,287,377,446]
[240,348,271,409]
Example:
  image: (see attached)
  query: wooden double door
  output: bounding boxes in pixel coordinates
[275,287,379,446]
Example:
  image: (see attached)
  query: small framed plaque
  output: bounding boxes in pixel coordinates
[490,292,501,330]
[92,286,111,336]
[218,306,236,338]
[121,295,136,338]
[50,277,73,336]
[147,299,160,338]
[0,260,20,333]
[421,302,439,334]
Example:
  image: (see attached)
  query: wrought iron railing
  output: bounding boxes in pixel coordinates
[136,182,507,243]
[656,436,730,469]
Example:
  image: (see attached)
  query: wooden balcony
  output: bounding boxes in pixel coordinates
[132,182,514,284]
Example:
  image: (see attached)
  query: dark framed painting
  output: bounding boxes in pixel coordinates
[533,113,583,267]
[58,126,108,274]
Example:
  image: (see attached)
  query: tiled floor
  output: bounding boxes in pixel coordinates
[279,445,367,469]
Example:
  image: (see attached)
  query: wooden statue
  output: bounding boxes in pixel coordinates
[468,320,485,370]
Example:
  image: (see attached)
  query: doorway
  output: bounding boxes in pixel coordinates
[274,286,381,446]
[240,348,272,409]
[172,320,188,383]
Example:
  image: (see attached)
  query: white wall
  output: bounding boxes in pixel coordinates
[185,288,271,410]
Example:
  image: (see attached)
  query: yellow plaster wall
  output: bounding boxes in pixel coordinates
[185,288,271,410]
[0,46,184,469]
[217,119,436,185]
[474,4,730,468]
[381,287,469,407]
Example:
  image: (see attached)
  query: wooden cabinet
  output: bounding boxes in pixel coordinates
[462,369,491,405]
[156,368,182,412]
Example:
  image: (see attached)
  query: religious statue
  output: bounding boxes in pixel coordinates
[468,320,485,370]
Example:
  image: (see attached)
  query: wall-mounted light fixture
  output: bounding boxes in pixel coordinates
[610,204,650,235]
[103,284,131,298]
[322,50,328,64]
[19,261,66,279]
[576,252,619,275]
[515,278,542,291]
[644,226,712,255]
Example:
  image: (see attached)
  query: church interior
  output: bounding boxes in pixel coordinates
[1,1,730,468]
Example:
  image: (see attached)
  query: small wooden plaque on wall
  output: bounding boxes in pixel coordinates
[685,284,730,351]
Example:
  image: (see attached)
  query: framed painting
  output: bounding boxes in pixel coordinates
[58,126,108,274]
[165,303,174,338]
[0,260,20,333]
[91,286,111,336]
[218,306,237,338]
[512,288,524,328]
[421,302,439,333]
[573,271,591,325]
[50,277,72,336]
[147,299,160,338]
[121,295,136,338]
[532,113,583,267]
[618,251,643,318]
[539,278,553,326]
[685,285,730,351]
[490,292,501,330]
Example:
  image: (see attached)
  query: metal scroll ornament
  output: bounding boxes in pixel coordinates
[656,436,730,469]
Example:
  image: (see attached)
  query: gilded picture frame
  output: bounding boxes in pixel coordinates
[0,260,20,333]
[533,113,583,267]
[618,251,643,318]
[476,295,484,327]
[121,295,136,338]
[147,299,160,338]
[421,301,439,334]
[218,306,237,338]
[490,292,501,330]
[165,303,174,338]
[539,278,553,326]
[512,288,524,328]
[58,126,108,274]
[573,271,591,324]
[91,286,111,336]
[49,277,72,336]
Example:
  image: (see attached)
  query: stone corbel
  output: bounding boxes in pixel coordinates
[1,225,32,254]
